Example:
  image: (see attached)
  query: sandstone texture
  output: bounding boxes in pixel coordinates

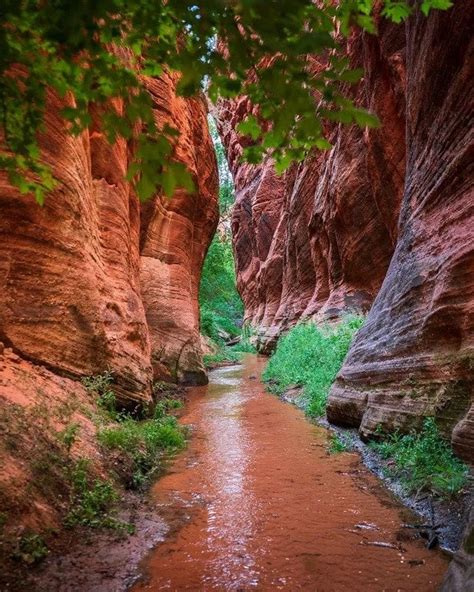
[0,347,102,532]
[218,6,473,461]
[327,3,474,462]
[217,21,406,352]
[0,76,218,406]
[140,73,219,385]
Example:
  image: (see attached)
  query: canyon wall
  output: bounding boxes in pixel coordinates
[0,77,218,407]
[140,73,219,386]
[327,3,474,463]
[217,20,406,353]
[218,6,473,462]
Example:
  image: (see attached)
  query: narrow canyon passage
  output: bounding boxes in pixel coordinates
[133,356,449,591]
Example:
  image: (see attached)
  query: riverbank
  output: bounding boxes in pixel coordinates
[131,356,449,590]
[9,356,468,590]
[0,353,187,592]
[279,385,473,555]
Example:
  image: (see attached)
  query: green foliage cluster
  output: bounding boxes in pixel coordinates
[370,418,469,498]
[82,371,116,414]
[199,118,244,347]
[328,434,349,454]
[83,372,186,488]
[97,414,185,489]
[154,397,184,419]
[64,459,123,529]
[200,236,243,343]
[263,316,364,417]
[0,0,451,203]
[13,533,49,565]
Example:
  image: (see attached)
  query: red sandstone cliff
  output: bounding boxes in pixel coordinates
[140,73,219,385]
[327,3,474,463]
[0,75,218,406]
[217,6,473,462]
[217,20,406,353]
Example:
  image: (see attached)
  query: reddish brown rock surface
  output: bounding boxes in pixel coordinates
[0,76,218,405]
[218,6,473,461]
[327,3,474,463]
[140,73,219,385]
[217,21,406,352]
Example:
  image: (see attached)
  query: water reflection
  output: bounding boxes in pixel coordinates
[133,356,448,592]
[202,367,259,588]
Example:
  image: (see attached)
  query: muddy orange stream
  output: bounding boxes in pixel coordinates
[133,355,448,591]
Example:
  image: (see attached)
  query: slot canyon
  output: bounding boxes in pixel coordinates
[0,2,472,591]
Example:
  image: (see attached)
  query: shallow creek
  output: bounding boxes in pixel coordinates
[132,355,449,591]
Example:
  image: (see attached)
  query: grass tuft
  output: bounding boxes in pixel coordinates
[263,315,364,416]
[328,434,348,454]
[369,418,469,498]
[97,415,185,489]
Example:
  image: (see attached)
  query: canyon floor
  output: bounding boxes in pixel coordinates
[24,355,462,591]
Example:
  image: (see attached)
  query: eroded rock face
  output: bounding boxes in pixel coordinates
[140,73,219,385]
[441,504,474,592]
[217,22,406,352]
[327,3,474,462]
[0,76,218,405]
[219,7,473,461]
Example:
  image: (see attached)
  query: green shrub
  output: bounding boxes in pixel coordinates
[64,459,120,529]
[199,236,243,343]
[82,371,116,415]
[263,315,364,416]
[13,533,48,565]
[154,398,184,419]
[370,418,469,498]
[199,120,244,346]
[81,371,114,396]
[97,415,185,488]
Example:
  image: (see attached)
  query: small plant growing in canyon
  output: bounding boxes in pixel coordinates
[154,398,184,420]
[97,390,117,415]
[82,371,114,394]
[57,422,80,454]
[82,372,116,416]
[65,459,121,529]
[370,418,469,498]
[97,414,186,489]
[263,315,364,417]
[328,434,349,454]
[13,533,48,565]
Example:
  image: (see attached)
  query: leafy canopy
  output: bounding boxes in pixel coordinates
[0,0,451,203]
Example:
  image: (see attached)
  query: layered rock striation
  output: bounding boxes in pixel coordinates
[0,75,218,407]
[327,3,474,462]
[218,7,473,461]
[217,20,406,352]
[140,73,219,385]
